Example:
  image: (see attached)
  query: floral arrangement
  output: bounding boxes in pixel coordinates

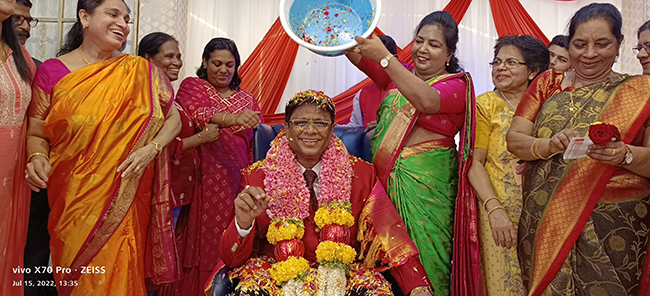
[267,218,305,245]
[589,121,621,146]
[286,89,336,113]
[269,256,311,284]
[262,116,353,296]
[314,201,354,228]
[315,241,356,266]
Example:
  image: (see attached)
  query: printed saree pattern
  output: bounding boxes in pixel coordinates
[518,74,650,296]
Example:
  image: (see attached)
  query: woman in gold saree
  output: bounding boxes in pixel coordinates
[24,0,181,295]
[507,4,650,295]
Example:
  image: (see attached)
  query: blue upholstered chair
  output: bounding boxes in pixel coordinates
[253,124,375,162]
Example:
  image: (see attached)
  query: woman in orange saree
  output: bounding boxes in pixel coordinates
[507,4,650,295]
[25,0,181,295]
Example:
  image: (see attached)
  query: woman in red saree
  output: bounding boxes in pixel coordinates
[0,0,38,294]
[24,0,182,295]
[172,37,263,296]
[507,4,650,295]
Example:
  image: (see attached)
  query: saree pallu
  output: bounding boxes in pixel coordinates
[517,74,650,296]
[172,77,263,296]
[43,55,179,296]
[371,73,478,296]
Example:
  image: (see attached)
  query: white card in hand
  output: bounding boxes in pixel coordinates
[563,137,593,160]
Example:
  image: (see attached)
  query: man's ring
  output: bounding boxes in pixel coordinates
[25,173,29,179]
[206,127,209,131]
[244,185,250,191]
[136,166,141,170]
[612,149,616,156]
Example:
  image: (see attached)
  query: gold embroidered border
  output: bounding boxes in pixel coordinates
[529,76,650,295]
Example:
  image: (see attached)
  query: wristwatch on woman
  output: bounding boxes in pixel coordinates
[620,145,633,166]
[380,54,393,68]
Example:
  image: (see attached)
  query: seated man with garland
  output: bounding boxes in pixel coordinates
[206,90,434,296]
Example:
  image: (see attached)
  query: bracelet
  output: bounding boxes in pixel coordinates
[530,138,541,159]
[410,286,433,295]
[221,113,228,126]
[149,141,163,153]
[28,152,49,163]
[482,196,499,211]
[487,205,505,216]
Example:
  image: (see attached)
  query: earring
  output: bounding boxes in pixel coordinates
[446,61,450,67]
[82,23,88,29]
[614,55,619,63]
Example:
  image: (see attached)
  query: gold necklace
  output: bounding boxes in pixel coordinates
[569,74,577,112]
[496,89,517,111]
[568,71,615,113]
[79,45,91,65]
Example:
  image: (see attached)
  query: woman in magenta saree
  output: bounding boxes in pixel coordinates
[173,37,263,295]
[347,11,479,296]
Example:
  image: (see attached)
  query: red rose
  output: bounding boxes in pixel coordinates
[589,123,621,146]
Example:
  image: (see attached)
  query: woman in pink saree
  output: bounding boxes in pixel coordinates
[172,37,263,296]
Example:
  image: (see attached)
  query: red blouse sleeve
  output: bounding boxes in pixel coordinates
[514,70,566,122]
[358,57,392,90]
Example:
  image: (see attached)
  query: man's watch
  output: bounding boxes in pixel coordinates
[380,54,393,68]
[620,145,633,166]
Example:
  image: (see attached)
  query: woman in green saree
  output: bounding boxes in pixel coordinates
[507,3,650,295]
[347,11,477,296]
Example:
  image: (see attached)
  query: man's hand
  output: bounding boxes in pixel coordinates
[234,185,271,230]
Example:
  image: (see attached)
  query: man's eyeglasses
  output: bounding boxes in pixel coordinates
[13,15,38,27]
[633,43,650,54]
[288,119,332,131]
[489,58,526,68]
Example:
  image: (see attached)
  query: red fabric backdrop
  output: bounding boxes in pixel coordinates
[490,0,549,45]
[238,18,300,116]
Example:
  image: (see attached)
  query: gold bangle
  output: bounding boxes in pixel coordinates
[28,152,49,163]
[487,205,505,216]
[536,138,551,160]
[482,196,499,211]
[410,286,433,295]
[149,141,163,152]
[221,113,228,126]
[530,138,541,159]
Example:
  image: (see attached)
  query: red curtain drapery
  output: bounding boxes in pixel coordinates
[490,0,550,45]
[260,27,386,125]
[443,0,473,25]
[239,18,300,116]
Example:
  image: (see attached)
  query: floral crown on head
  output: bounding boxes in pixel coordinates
[287,90,336,114]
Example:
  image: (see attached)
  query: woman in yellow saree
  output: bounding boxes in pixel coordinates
[507,4,650,295]
[25,0,181,295]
